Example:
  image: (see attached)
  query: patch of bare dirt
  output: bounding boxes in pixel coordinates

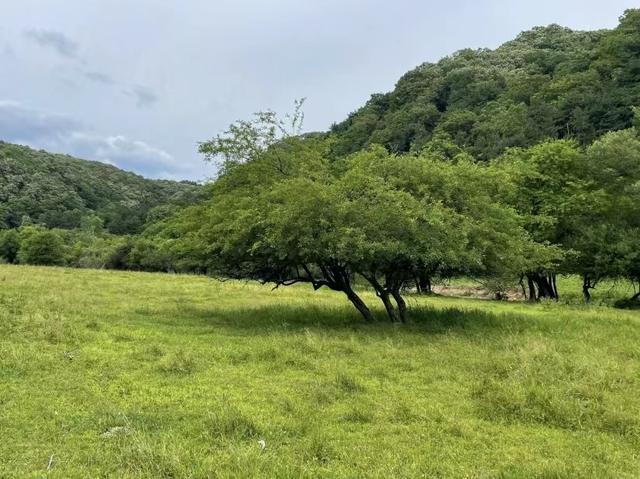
[431,284,525,301]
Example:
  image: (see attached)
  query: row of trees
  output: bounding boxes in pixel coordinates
[139,106,640,322]
[3,106,638,321]
[500,127,640,302]
[0,218,175,272]
[157,145,547,322]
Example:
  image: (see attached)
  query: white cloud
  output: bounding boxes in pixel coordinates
[24,28,78,58]
[0,101,188,179]
[123,85,158,108]
[0,101,81,142]
[66,132,177,174]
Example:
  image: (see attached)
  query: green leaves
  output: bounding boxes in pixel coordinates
[16,227,65,266]
[495,128,640,294]
[331,11,640,161]
[199,99,307,175]
[167,131,548,318]
[0,141,201,234]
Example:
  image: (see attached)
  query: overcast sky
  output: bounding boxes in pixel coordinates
[0,0,637,180]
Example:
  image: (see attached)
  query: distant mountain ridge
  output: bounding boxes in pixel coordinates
[330,10,640,159]
[0,141,203,234]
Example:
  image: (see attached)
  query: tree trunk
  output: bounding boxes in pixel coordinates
[344,287,374,322]
[305,263,374,322]
[518,275,528,300]
[417,272,432,295]
[360,273,398,322]
[390,289,407,323]
[527,275,537,302]
[630,291,640,301]
[582,276,592,303]
[531,273,557,300]
[536,276,551,298]
[379,290,401,323]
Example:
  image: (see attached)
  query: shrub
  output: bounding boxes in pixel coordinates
[0,229,20,263]
[17,228,65,266]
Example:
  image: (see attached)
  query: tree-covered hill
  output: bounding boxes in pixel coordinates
[0,141,203,234]
[330,9,640,160]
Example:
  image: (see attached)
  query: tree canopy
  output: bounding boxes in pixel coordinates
[330,10,640,161]
[157,125,557,321]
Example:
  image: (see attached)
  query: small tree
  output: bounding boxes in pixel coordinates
[17,227,65,266]
[0,229,20,264]
[199,99,306,175]
[497,140,586,300]
[579,129,640,301]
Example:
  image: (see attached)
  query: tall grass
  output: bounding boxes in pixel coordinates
[0,264,638,478]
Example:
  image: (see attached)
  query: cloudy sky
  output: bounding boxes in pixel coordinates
[1,0,636,180]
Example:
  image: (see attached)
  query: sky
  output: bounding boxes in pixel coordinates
[0,0,637,181]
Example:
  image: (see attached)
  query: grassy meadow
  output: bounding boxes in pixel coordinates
[1,265,639,478]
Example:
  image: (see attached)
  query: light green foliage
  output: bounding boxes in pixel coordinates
[65,234,130,270]
[199,98,307,174]
[339,148,549,282]
[165,135,553,320]
[0,265,639,477]
[497,139,587,246]
[16,226,65,266]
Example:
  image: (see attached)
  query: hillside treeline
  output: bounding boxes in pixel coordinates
[0,142,202,234]
[331,10,640,160]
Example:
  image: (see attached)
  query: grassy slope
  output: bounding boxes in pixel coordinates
[0,265,639,478]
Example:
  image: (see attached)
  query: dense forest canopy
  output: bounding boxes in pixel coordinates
[0,141,203,234]
[330,9,640,160]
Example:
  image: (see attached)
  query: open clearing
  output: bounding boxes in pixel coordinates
[1,265,639,478]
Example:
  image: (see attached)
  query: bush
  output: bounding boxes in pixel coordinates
[0,229,20,263]
[127,238,173,272]
[17,228,65,266]
[105,239,134,270]
[66,235,129,270]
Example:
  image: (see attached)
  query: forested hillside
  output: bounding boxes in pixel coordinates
[330,9,640,159]
[0,142,202,234]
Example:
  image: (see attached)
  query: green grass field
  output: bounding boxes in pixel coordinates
[1,265,639,478]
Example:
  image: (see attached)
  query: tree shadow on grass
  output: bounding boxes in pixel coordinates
[167,301,534,338]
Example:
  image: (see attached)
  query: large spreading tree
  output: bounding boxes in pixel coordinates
[158,109,556,321]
